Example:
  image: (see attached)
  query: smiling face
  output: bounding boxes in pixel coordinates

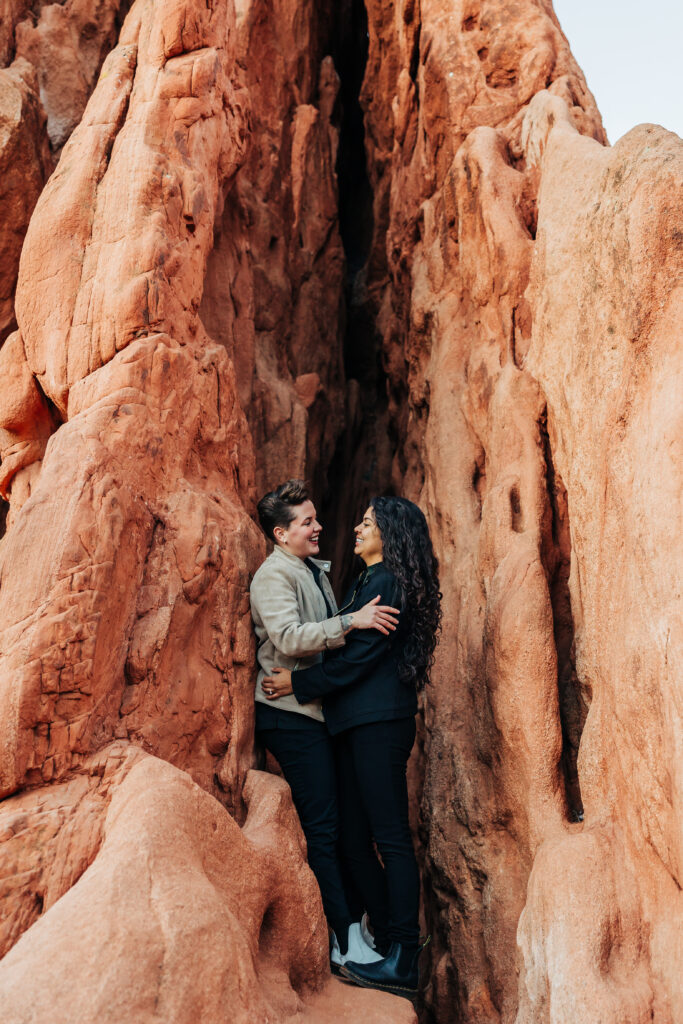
[273,499,322,559]
[354,506,383,566]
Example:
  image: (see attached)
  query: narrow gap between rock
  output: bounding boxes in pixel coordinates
[0,318,17,349]
[321,0,394,596]
[0,496,8,542]
[540,411,588,821]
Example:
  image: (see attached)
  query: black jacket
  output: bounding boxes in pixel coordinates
[291,562,417,735]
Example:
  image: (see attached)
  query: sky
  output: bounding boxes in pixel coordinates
[552,0,682,144]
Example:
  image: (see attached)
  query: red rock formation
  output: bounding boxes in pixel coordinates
[0,1,33,67]
[0,0,680,1021]
[352,3,681,1022]
[0,0,133,344]
[13,0,133,151]
[0,1,413,1020]
[0,745,414,1023]
[0,58,52,342]
[200,0,347,496]
[0,0,258,807]
[0,330,58,523]
[517,111,683,1023]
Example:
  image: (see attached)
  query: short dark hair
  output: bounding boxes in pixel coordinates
[257,479,310,542]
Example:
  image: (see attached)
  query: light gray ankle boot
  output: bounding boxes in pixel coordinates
[330,922,383,972]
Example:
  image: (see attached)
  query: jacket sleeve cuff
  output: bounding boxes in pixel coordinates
[322,615,346,649]
[292,670,313,704]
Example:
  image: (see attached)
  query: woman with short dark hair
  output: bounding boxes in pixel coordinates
[264,496,442,997]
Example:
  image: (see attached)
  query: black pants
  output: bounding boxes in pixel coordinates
[256,713,353,939]
[336,717,420,948]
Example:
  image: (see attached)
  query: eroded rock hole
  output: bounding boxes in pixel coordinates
[257,903,277,959]
[539,412,588,821]
[472,454,486,520]
[0,496,8,541]
[509,483,523,532]
[409,20,422,97]
[486,67,517,89]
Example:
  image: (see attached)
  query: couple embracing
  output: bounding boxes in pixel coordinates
[249,480,441,997]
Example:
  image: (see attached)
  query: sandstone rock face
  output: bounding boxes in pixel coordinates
[517,118,683,1024]
[0,330,57,521]
[0,0,33,67]
[0,0,132,346]
[0,1,414,1020]
[0,748,414,1023]
[0,58,52,343]
[200,0,347,497]
[13,0,134,151]
[0,0,680,1022]
[0,0,260,813]
[351,3,681,1023]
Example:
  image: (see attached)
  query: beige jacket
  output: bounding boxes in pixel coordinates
[250,544,346,721]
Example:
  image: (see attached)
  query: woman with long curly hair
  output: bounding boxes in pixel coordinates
[263,496,442,997]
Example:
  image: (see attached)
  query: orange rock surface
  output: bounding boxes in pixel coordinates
[0,58,51,343]
[0,1,413,1020]
[0,0,680,1022]
[200,0,347,496]
[0,0,131,342]
[0,0,258,809]
[353,2,681,1021]
[0,746,413,1023]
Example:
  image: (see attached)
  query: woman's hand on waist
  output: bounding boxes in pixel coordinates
[263,667,293,698]
[346,595,399,636]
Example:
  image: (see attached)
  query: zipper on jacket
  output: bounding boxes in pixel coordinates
[336,568,369,615]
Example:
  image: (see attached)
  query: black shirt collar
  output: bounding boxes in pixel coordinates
[363,560,383,577]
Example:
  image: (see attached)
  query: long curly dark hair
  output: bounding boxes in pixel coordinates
[370,496,442,691]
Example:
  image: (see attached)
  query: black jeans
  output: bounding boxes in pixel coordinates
[336,717,420,948]
[256,713,353,940]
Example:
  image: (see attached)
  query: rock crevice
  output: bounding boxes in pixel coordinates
[0,1,681,1022]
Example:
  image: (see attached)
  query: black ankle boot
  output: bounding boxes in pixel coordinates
[341,941,420,996]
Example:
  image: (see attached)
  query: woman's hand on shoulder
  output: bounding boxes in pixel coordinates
[348,595,399,636]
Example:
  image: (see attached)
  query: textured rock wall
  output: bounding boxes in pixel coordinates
[0,0,257,804]
[352,2,681,1022]
[0,1,415,1020]
[0,0,133,342]
[200,0,346,497]
[0,0,681,1022]
[0,57,51,343]
[517,115,682,1023]
[0,746,413,1023]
